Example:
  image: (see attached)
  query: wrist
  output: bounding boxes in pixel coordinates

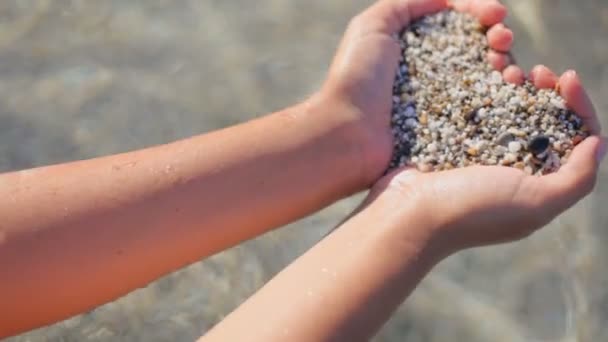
[262,94,369,202]
[307,90,391,189]
[355,185,452,268]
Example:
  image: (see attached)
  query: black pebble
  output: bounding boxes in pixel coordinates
[529,135,550,156]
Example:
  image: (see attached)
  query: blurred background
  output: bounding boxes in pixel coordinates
[2,0,607,341]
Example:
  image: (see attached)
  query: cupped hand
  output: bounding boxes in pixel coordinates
[368,71,606,254]
[321,0,518,185]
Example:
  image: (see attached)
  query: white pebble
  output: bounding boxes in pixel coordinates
[477,108,488,119]
[489,71,503,85]
[405,118,418,128]
[504,153,518,163]
[508,141,522,153]
[494,108,508,116]
[471,98,482,108]
[509,96,519,105]
[550,98,566,110]
[474,140,488,152]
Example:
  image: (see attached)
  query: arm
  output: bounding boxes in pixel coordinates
[200,190,444,342]
[201,72,606,342]
[0,96,368,337]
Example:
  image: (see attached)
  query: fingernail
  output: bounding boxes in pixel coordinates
[566,70,578,79]
[597,137,608,163]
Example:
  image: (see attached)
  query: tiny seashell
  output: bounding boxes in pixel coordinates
[528,135,551,156]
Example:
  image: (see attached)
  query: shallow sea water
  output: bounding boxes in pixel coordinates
[2,0,607,341]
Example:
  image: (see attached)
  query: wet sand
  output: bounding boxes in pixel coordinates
[2,1,607,341]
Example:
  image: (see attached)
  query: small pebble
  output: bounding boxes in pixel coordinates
[496,132,515,147]
[419,112,429,125]
[508,141,522,153]
[504,153,518,163]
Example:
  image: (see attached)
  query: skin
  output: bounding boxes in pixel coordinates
[0,0,604,340]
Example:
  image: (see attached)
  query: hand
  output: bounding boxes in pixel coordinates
[366,70,606,254]
[320,0,518,185]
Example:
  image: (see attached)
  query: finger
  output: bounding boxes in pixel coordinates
[449,0,470,11]
[558,70,602,134]
[487,23,513,52]
[536,136,606,213]
[452,0,508,27]
[358,0,448,34]
[528,65,558,89]
[476,0,509,27]
[487,51,511,71]
[503,65,525,85]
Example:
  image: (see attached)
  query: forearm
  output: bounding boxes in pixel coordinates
[201,190,445,342]
[0,95,366,337]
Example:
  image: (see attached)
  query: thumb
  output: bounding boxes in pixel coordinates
[374,166,422,199]
[354,0,448,35]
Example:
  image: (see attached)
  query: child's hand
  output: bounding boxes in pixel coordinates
[320,0,519,185]
[365,71,606,255]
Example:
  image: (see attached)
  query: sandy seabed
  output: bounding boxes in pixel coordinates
[2,1,608,341]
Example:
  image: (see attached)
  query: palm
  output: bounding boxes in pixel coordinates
[329,33,399,124]
[420,167,543,248]
[325,32,400,174]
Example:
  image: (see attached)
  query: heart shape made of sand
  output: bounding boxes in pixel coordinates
[389,10,589,175]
